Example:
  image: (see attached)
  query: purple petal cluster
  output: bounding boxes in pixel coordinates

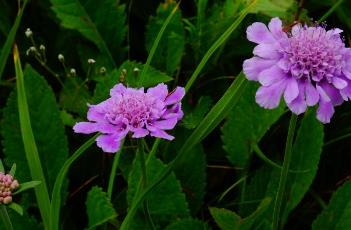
[73,83,185,153]
[243,18,351,123]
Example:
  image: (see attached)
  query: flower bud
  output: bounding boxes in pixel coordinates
[25,28,33,38]
[70,68,76,76]
[88,58,96,64]
[58,54,64,62]
[3,196,12,204]
[39,44,46,51]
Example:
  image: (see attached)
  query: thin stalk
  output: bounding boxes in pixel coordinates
[272,113,298,230]
[0,206,13,230]
[318,0,344,23]
[107,140,124,199]
[146,138,161,164]
[218,176,247,202]
[324,132,351,146]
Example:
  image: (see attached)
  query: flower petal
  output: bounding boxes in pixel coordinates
[321,83,344,105]
[255,80,286,109]
[87,105,104,122]
[150,129,174,140]
[247,22,275,44]
[253,43,281,59]
[153,118,178,130]
[243,57,276,81]
[305,83,319,106]
[284,78,299,103]
[73,122,98,134]
[287,85,306,115]
[332,77,347,89]
[165,87,185,105]
[132,128,149,138]
[317,100,335,124]
[96,134,122,153]
[110,83,126,97]
[147,83,168,101]
[258,64,286,86]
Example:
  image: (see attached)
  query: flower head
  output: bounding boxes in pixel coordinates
[243,18,351,123]
[73,83,185,153]
[0,173,19,204]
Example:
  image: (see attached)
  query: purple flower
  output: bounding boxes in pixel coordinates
[243,18,351,123]
[73,83,185,153]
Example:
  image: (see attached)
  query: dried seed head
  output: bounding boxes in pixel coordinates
[100,67,106,75]
[88,59,96,64]
[70,68,76,76]
[39,44,46,51]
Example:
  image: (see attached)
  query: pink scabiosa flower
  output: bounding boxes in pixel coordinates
[73,83,185,153]
[243,17,351,123]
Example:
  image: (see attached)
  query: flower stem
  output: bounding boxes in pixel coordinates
[0,206,13,230]
[107,140,124,199]
[272,113,298,230]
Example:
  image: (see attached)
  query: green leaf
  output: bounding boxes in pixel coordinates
[9,164,16,177]
[250,0,295,17]
[312,180,351,230]
[13,181,42,195]
[2,64,69,194]
[221,82,285,168]
[59,77,91,116]
[93,61,173,103]
[165,218,210,230]
[60,110,78,127]
[127,155,190,228]
[210,197,272,230]
[0,208,42,230]
[50,0,127,66]
[8,203,23,216]
[0,160,4,173]
[182,96,212,129]
[145,0,185,74]
[86,186,117,229]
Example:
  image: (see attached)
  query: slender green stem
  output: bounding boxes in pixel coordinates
[324,132,351,146]
[107,140,124,199]
[218,176,247,202]
[318,0,344,23]
[0,206,13,230]
[272,113,298,230]
[146,138,161,164]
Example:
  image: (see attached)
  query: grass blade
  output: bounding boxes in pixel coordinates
[50,134,98,230]
[0,0,28,80]
[13,44,51,229]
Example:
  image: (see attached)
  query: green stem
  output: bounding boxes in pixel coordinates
[107,140,124,199]
[324,132,351,146]
[0,206,13,230]
[272,113,298,230]
[146,138,161,164]
[318,0,344,23]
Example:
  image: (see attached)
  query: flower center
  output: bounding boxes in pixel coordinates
[286,26,345,84]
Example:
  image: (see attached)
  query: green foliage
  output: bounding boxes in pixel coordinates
[250,0,295,17]
[165,218,210,230]
[12,181,41,195]
[2,65,69,194]
[50,0,127,66]
[210,197,271,230]
[145,0,185,74]
[93,61,173,102]
[127,155,190,228]
[221,83,285,168]
[86,186,117,229]
[312,180,351,229]
[182,96,212,129]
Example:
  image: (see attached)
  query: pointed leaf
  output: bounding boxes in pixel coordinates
[86,186,117,229]
[13,181,41,195]
[8,203,23,216]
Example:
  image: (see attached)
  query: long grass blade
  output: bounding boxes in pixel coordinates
[0,1,28,80]
[50,134,98,230]
[13,44,51,229]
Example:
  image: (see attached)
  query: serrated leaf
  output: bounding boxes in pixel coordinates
[93,61,173,103]
[86,186,117,229]
[165,218,211,230]
[13,181,41,195]
[127,155,190,228]
[145,0,185,74]
[50,0,127,66]
[210,197,271,230]
[2,65,69,194]
[312,180,351,230]
[182,96,212,129]
[221,82,285,168]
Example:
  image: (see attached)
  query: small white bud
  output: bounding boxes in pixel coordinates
[26,46,36,56]
[25,28,33,38]
[88,58,96,64]
[39,44,45,51]
[70,68,76,76]
[58,54,64,62]
[122,68,127,74]
[133,67,140,72]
